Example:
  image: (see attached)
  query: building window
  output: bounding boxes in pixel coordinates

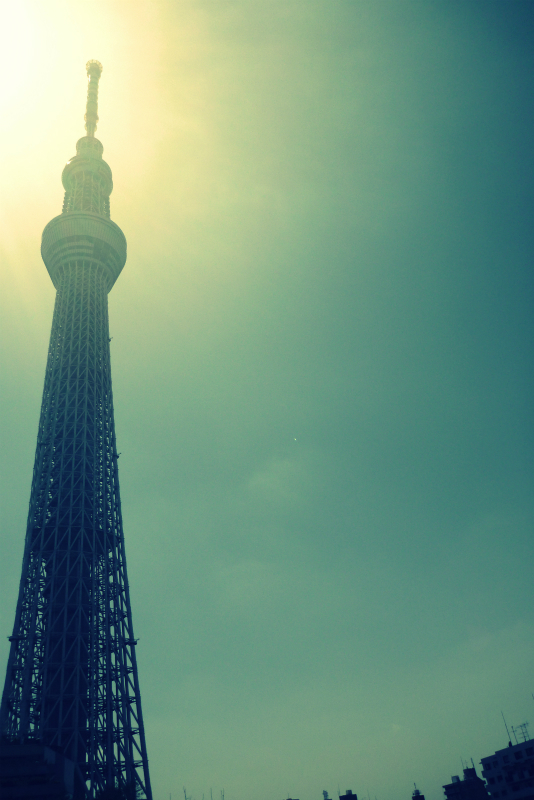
[504,757,510,764]
[526,748,533,757]
[494,761,499,768]
[497,776,503,782]
[514,753,523,761]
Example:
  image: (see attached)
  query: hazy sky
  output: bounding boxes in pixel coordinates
[0,2,533,800]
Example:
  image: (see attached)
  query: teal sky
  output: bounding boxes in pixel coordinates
[0,2,533,800]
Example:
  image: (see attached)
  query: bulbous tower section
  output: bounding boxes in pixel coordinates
[42,61,126,293]
[0,62,152,800]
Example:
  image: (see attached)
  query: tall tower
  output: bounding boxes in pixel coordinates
[0,62,152,800]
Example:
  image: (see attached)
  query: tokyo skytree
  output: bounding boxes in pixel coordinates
[0,62,152,800]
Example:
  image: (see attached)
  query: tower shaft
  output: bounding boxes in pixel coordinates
[0,63,152,800]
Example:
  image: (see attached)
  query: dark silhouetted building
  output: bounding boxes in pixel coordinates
[443,768,490,800]
[0,743,75,799]
[481,736,534,800]
[413,785,426,800]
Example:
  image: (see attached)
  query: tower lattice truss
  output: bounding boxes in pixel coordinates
[0,61,152,800]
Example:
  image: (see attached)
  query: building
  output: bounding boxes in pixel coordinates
[413,784,426,800]
[0,62,152,799]
[443,767,490,800]
[0,742,75,799]
[481,735,534,800]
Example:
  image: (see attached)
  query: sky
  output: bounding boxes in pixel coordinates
[0,2,533,800]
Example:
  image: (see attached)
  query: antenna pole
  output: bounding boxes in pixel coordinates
[85,60,103,136]
[502,711,512,744]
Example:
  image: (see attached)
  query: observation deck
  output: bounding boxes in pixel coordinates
[41,212,127,291]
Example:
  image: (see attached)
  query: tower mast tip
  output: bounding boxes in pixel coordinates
[84,60,103,137]
[86,59,103,77]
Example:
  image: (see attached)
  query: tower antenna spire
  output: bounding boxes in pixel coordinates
[85,59,103,136]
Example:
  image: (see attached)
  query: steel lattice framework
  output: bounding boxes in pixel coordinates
[0,61,152,800]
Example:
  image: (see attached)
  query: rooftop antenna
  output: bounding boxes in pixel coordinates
[502,711,512,745]
[85,60,103,137]
[514,722,530,743]
[471,759,475,770]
